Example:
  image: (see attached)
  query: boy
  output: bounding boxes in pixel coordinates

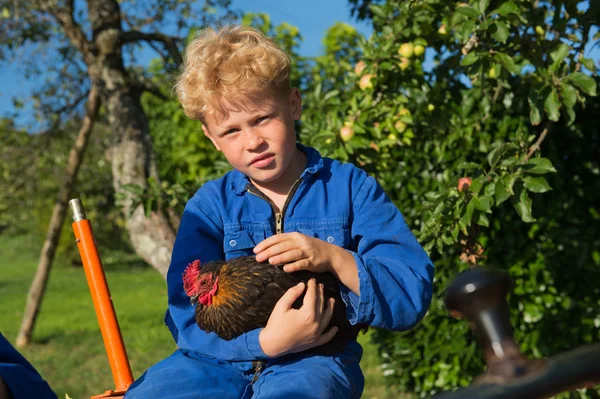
[0,333,57,399]
[125,25,434,398]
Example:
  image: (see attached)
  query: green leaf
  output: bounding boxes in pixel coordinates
[560,82,577,108]
[495,178,511,205]
[528,91,542,126]
[492,21,509,43]
[478,0,490,14]
[470,176,485,195]
[579,57,597,72]
[550,43,570,69]
[457,161,480,170]
[473,195,493,213]
[523,176,552,193]
[323,90,340,101]
[488,143,517,168]
[476,212,489,227]
[513,186,536,223]
[522,158,557,174]
[452,223,459,240]
[459,200,476,229]
[491,1,519,16]
[544,89,561,122]
[369,4,387,19]
[461,52,479,67]
[461,20,476,43]
[456,4,481,19]
[567,72,597,96]
[495,52,516,73]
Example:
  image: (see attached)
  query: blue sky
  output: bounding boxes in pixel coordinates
[0,0,371,128]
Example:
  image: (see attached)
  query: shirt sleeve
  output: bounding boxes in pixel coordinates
[0,333,57,399]
[164,192,268,361]
[339,174,435,331]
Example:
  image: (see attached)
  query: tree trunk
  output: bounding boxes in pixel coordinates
[88,0,176,278]
[16,85,101,347]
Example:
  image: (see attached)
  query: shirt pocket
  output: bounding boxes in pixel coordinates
[223,230,261,260]
[298,226,351,249]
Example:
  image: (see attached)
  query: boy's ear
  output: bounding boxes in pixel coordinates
[289,88,302,120]
[202,124,221,151]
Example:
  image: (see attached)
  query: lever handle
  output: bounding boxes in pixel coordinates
[445,268,514,359]
[444,268,543,382]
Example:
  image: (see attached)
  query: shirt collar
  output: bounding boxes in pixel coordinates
[230,143,324,195]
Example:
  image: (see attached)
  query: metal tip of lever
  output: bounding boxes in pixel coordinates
[69,198,87,222]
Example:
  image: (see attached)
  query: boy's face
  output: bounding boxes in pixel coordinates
[202,88,303,191]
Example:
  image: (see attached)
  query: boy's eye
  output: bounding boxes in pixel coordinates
[256,115,269,124]
[223,128,238,136]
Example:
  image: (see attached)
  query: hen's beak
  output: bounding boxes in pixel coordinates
[190,295,198,304]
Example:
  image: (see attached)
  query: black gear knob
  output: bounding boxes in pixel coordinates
[445,268,544,382]
[445,268,513,358]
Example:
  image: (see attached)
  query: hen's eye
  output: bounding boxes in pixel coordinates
[200,280,208,286]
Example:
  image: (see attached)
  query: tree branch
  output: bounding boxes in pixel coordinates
[462,34,479,55]
[36,0,93,64]
[34,89,90,135]
[120,30,183,65]
[525,121,552,161]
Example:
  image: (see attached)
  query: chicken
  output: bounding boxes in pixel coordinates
[182,256,367,355]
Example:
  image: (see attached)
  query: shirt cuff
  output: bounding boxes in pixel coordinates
[245,328,268,359]
[339,251,374,325]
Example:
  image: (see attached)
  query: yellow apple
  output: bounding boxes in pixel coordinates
[535,25,545,36]
[359,74,374,90]
[354,61,366,75]
[427,103,435,112]
[387,133,397,141]
[398,108,411,117]
[398,43,414,58]
[398,57,410,71]
[394,121,407,133]
[438,24,448,35]
[414,44,425,57]
[488,67,497,78]
[340,125,354,142]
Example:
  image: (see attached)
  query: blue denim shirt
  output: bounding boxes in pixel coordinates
[0,333,57,399]
[164,144,434,361]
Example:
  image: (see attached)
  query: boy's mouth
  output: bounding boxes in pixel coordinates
[250,153,275,167]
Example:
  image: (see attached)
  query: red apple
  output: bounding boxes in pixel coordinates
[458,177,472,192]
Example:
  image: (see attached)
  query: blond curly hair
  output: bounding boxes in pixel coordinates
[175,25,291,122]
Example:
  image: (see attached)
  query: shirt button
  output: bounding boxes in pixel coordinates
[229,240,237,247]
[327,236,335,243]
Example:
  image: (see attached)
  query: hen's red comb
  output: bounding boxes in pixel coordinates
[182,259,201,297]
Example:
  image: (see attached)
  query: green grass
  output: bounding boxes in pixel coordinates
[0,233,403,398]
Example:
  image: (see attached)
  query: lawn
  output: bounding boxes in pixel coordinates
[0,233,404,398]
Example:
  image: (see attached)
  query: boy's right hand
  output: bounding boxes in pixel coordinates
[258,279,338,358]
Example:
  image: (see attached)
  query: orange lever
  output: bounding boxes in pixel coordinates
[70,199,133,398]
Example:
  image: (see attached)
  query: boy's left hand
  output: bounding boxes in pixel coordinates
[253,232,338,273]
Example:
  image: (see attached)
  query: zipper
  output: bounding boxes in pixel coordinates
[246,178,303,235]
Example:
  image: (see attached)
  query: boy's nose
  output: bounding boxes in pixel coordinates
[243,128,264,150]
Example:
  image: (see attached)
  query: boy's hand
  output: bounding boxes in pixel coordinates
[253,232,337,273]
[259,279,338,357]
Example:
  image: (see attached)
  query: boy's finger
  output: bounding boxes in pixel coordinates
[301,278,317,310]
[275,282,305,311]
[313,283,324,316]
[318,298,335,334]
[317,283,325,315]
[268,250,306,266]
[255,242,299,263]
[253,233,293,254]
[316,326,338,347]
